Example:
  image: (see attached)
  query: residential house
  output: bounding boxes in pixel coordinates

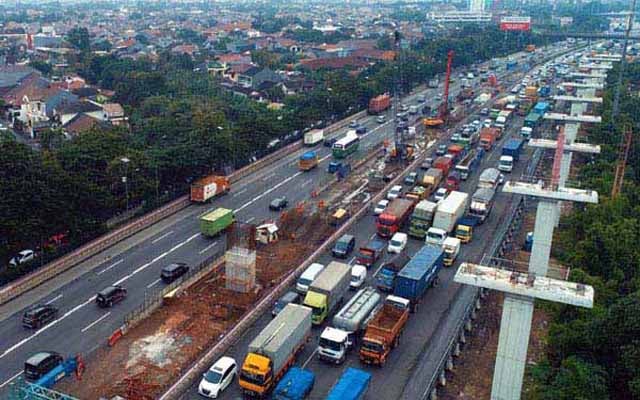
[53,100,105,126]
[102,103,127,126]
[62,113,110,137]
[0,65,39,96]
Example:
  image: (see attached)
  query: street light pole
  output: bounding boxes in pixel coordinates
[120,157,130,213]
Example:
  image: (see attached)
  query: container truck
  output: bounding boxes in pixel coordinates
[304,129,324,146]
[447,144,466,163]
[521,126,533,140]
[408,200,438,239]
[433,156,453,176]
[393,244,444,311]
[478,167,501,190]
[445,171,461,192]
[239,304,312,397]
[468,187,496,223]
[190,175,230,202]
[298,151,319,171]
[368,94,391,114]
[375,253,411,292]
[273,367,315,400]
[479,128,497,151]
[356,239,386,267]
[325,368,371,400]
[499,138,524,172]
[359,295,410,366]
[432,191,469,233]
[303,261,351,325]
[442,237,461,266]
[376,198,415,238]
[418,168,443,196]
[533,101,550,115]
[524,112,541,128]
[455,149,481,180]
[318,287,382,364]
[200,208,235,237]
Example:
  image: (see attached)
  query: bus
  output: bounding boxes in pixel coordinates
[332,134,359,159]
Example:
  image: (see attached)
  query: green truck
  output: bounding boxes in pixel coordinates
[200,208,235,237]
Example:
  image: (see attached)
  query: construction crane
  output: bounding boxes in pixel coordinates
[424,50,454,128]
[387,31,415,162]
[611,124,632,198]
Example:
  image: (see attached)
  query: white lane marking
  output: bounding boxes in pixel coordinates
[97,259,123,275]
[146,279,162,289]
[319,154,332,163]
[302,348,318,368]
[45,294,62,305]
[199,241,218,255]
[234,172,303,213]
[81,312,111,333]
[246,217,255,223]
[348,256,356,265]
[151,230,174,244]
[0,371,23,388]
[231,188,247,197]
[262,172,276,182]
[301,179,313,187]
[369,233,377,240]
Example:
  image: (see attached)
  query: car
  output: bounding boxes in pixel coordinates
[436,144,447,156]
[22,304,58,329]
[434,187,448,202]
[498,173,505,185]
[417,94,426,103]
[350,264,367,289]
[421,158,433,170]
[355,126,367,135]
[400,104,409,112]
[198,356,237,398]
[373,199,389,215]
[387,185,402,200]
[404,172,418,186]
[269,196,288,211]
[376,115,386,123]
[296,263,325,293]
[388,232,408,254]
[161,262,189,284]
[24,351,63,381]
[9,249,35,267]
[324,137,338,147]
[349,120,359,128]
[272,291,300,317]
[332,234,356,258]
[451,133,462,142]
[96,285,127,308]
[435,94,442,101]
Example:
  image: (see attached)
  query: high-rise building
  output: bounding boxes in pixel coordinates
[470,0,485,12]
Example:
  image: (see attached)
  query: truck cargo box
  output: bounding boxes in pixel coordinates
[432,191,469,233]
[274,367,315,400]
[394,245,444,306]
[332,286,381,334]
[199,208,235,237]
[190,175,230,202]
[325,368,371,400]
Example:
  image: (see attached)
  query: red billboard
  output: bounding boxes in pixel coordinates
[500,16,531,31]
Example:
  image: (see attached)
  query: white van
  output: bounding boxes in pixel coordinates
[296,263,325,293]
[425,227,447,246]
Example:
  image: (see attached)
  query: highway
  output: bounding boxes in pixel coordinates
[0,42,569,395]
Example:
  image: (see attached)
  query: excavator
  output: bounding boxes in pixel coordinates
[424,50,454,129]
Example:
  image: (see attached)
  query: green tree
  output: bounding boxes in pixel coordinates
[66,27,91,52]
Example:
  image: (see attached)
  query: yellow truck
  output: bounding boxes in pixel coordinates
[303,261,351,325]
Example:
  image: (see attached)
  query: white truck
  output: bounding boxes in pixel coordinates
[432,191,469,234]
[318,286,382,364]
[304,129,324,146]
[442,237,461,266]
[478,168,501,190]
[468,187,496,223]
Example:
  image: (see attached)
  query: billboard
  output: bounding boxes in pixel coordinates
[500,16,531,31]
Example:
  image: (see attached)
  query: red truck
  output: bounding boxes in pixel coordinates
[190,175,231,202]
[377,198,415,238]
[433,156,454,176]
[368,94,391,114]
[356,239,386,267]
[445,171,461,191]
[359,295,410,366]
[479,128,498,151]
[447,144,466,163]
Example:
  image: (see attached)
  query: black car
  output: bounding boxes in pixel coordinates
[24,351,63,381]
[22,304,58,329]
[324,137,338,147]
[355,126,367,135]
[272,291,300,317]
[332,234,356,258]
[269,196,288,211]
[96,285,127,308]
[161,262,189,284]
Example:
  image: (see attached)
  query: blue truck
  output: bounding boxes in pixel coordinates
[502,138,524,162]
[325,368,371,400]
[375,253,410,292]
[538,86,551,97]
[506,59,518,70]
[533,101,550,115]
[274,367,315,400]
[393,244,444,312]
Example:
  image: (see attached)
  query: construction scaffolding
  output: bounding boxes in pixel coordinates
[8,379,79,400]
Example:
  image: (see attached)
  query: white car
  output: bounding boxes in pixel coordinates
[373,199,389,215]
[350,264,367,289]
[388,232,408,254]
[198,356,237,398]
[9,249,35,267]
[387,185,402,200]
[434,188,448,202]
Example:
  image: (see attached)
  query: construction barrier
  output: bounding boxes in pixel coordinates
[107,328,123,347]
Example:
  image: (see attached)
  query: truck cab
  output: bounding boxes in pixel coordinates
[319,327,351,364]
[425,227,447,246]
[498,155,514,172]
[442,237,461,266]
[455,217,478,243]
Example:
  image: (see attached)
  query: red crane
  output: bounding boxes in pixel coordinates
[424,50,454,128]
[611,124,633,198]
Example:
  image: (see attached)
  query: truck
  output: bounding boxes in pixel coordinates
[524,112,541,128]
[368,94,391,114]
[428,78,439,88]
[442,237,461,266]
[375,253,411,292]
[326,368,371,400]
[432,191,469,233]
[376,198,415,238]
[526,44,536,52]
[533,101,550,115]
[468,187,496,223]
[190,175,230,202]
[455,149,482,180]
[298,151,318,171]
[393,244,444,311]
[495,110,511,130]
[409,105,419,115]
[445,171,461,192]
[521,126,533,140]
[447,144,466,163]
[273,368,315,400]
[433,156,454,176]
[304,129,324,146]
[419,168,443,196]
[479,127,498,151]
[525,86,538,98]
[455,216,478,243]
[408,200,438,239]
[538,86,551,97]
[303,261,351,325]
[499,138,524,172]
[405,185,427,202]
[200,208,235,237]
[318,287,382,364]
[239,304,312,397]
[356,239,386,267]
[478,168,501,190]
[359,295,410,365]
[506,59,518,70]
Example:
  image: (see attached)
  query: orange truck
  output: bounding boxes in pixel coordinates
[526,44,536,52]
[359,295,410,366]
[190,175,230,202]
[479,127,498,151]
[368,94,391,114]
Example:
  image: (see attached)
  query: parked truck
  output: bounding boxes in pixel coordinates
[359,295,410,366]
[304,129,324,146]
[356,239,386,267]
[298,151,319,171]
[442,237,461,266]
[408,200,438,239]
[433,156,454,176]
[376,198,415,238]
[479,127,498,151]
[318,287,382,364]
[200,208,235,237]
[468,187,496,223]
[455,149,482,180]
[326,368,371,400]
[303,261,351,325]
[239,304,312,397]
[499,138,524,172]
[394,244,444,311]
[190,175,230,202]
[375,253,411,292]
[432,191,469,234]
[368,94,391,114]
[273,367,315,400]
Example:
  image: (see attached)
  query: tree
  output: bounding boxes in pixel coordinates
[66,27,91,52]
[29,61,52,76]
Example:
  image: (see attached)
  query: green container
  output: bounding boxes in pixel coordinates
[200,208,235,237]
